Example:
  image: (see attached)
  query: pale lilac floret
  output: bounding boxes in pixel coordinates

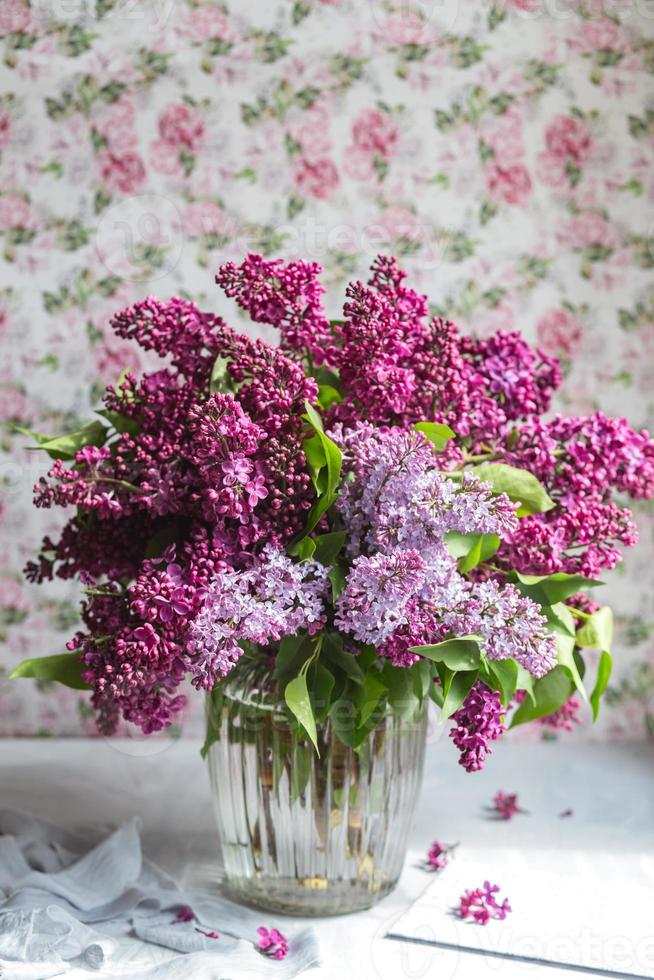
[334,426,556,679]
[335,550,426,644]
[334,425,518,559]
[187,545,328,689]
[442,579,557,679]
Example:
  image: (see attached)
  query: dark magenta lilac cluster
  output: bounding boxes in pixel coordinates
[24,254,654,768]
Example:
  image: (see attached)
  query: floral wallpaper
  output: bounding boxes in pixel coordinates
[0,0,653,739]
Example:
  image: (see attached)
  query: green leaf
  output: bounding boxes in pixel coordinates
[460,533,500,572]
[555,633,588,702]
[515,665,536,704]
[309,662,335,723]
[313,531,346,566]
[303,401,342,498]
[445,531,500,571]
[381,663,420,721]
[274,633,311,684]
[443,531,475,559]
[328,564,347,602]
[410,636,481,671]
[545,601,576,637]
[576,607,614,651]
[302,433,328,493]
[310,365,342,391]
[10,652,91,690]
[436,663,454,699]
[441,669,478,718]
[144,525,179,559]
[301,491,338,539]
[209,354,231,394]
[329,694,359,748]
[288,536,317,560]
[487,659,519,706]
[515,572,602,606]
[541,603,587,701]
[95,409,140,436]
[356,672,387,726]
[471,462,555,516]
[17,421,108,461]
[322,632,365,685]
[290,743,313,801]
[291,402,343,544]
[329,679,386,750]
[330,688,385,750]
[429,682,444,708]
[201,686,225,759]
[290,742,313,800]
[590,650,612,721]
[414,421,456,451]
[317,384,342,410]
[412,659,434,702]
[510,666,573,727]
[285,671,319,754]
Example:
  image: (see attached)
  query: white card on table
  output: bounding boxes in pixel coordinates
[387,850,654,979]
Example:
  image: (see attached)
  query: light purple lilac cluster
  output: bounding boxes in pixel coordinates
[333,426,557,679]
[187,546,328,689]
[334,424,517,560]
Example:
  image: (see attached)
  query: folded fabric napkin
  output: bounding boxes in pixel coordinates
[0,809,320,980]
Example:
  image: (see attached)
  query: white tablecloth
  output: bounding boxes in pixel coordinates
[1,735,652,980]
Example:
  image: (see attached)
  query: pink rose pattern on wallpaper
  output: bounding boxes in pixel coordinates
[0,0,653,737]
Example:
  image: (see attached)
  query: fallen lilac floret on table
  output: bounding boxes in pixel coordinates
[425,840,458,871]
[258,927,289,960]
[457,881,512,925]
[488,791,527,820]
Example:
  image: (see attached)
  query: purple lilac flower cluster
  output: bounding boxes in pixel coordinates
[335,424,517,559]
[449,684,507,773]
[501,413,654,576]
[224,253,653,578]
[187,546,328,689]
[23,253,654,764]
[29,297,319,732]
[334,426,557,678]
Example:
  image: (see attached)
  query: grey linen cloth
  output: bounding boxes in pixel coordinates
[0,809,320,979]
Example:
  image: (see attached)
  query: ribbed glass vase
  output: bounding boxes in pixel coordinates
[205,654,427,916]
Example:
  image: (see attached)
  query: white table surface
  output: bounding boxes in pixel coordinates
[1,734,652,980]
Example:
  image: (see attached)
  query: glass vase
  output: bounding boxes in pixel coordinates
[205,654,427,916]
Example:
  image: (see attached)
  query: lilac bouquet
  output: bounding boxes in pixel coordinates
[13,255,654,772]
